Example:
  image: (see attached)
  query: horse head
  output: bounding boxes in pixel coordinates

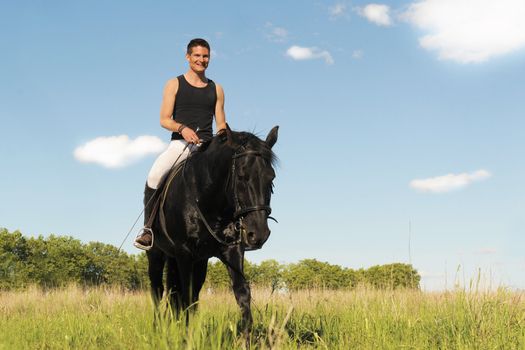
[222,125,279,250]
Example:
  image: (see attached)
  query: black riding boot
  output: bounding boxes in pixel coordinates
[134,185,156,250]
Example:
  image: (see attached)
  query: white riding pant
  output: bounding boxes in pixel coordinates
[147,140,198,189]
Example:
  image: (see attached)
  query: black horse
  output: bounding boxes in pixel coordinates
[146,126,278,336]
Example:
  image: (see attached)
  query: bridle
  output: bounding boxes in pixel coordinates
[196,145,277,246]
[231,149,275,221]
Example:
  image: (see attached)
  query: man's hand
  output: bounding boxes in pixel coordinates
[180,127,201,144]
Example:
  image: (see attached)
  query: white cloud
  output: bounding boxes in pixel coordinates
[330,3,347,18]
[358,4,392,26]
[286,45,334,64]
[403,0,525,63]
[265,22,288,43]
[272,27,288,41]
[352,49,364,59]
[74,135,167,169]
[410,169,491,193]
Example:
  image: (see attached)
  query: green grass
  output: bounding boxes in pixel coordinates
[1,286,524,349]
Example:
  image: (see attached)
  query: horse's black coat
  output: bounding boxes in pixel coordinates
[146,126,278,335]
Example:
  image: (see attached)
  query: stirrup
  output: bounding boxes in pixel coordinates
[133,227,154,251]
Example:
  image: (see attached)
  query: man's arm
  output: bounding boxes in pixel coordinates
[159,78,200,143]
[215,83,227,132]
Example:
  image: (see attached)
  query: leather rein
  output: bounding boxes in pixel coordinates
[196,146,277,246]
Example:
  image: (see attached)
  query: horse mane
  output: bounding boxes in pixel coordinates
[196,130,277,166]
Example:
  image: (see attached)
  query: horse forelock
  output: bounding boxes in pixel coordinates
[233,131,277,167]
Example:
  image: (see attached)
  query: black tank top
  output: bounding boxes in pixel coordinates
[171,75,217,142]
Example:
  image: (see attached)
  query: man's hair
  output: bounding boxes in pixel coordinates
[187,38,210,54]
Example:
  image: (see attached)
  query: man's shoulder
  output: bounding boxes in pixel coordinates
[213,81,224,92]
[167,76,182,85]
[164,77,180,92]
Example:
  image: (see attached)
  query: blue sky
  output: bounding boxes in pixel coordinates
[1,0,524,290]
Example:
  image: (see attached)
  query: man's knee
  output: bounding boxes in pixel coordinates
[147,171,163,189]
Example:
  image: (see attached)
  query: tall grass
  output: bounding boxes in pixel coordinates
[1,285,524,349]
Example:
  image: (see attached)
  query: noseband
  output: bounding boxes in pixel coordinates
[196,145,276,246]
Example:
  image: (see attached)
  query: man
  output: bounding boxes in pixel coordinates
[134,38,227,250]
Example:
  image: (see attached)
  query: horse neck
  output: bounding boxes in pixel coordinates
[189,148,233,211]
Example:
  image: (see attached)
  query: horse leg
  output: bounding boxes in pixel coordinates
[221,248,253,340]
[191,259,209,310]
[147,249,166,329]
[166,257,182,319]
[174,254,194,325]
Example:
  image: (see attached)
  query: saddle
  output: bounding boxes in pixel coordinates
[157,160,187,244]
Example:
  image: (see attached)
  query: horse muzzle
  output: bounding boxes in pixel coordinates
[244,233,270,251]
[238,223,271,251]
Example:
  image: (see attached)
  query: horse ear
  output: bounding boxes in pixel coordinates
[224,123,235,147]
[265,126,279,148]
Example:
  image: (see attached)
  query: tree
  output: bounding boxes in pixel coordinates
[249,259,284,290]
[364,263,420,289]
[0,229,29,289]
[205,260,230,289]
[0,229,421,291]
[283,259,347,290]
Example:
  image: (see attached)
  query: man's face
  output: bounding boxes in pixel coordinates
[186,46,210,73]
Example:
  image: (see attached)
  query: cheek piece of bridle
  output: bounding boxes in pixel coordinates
[196,147,277,246]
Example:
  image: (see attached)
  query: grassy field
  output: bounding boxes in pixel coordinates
[1,286,524,349]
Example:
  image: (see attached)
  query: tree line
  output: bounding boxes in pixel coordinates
[0,229,420,290]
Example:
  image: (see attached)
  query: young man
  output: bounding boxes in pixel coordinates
[134,38,227,250]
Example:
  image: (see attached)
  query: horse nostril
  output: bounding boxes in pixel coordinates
[247,232,256,242]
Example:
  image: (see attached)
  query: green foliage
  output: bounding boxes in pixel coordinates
[280,259,420,290]
[82,241,147,289]
[205,260,230,289]
[0,228,147,290]
[364,263,421,289]
[205,258,420,291]
[205,258,287,291]
[283,259,348,290]
[0,229,29,289]
[248,259,284,289]
[0,229,420,291]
